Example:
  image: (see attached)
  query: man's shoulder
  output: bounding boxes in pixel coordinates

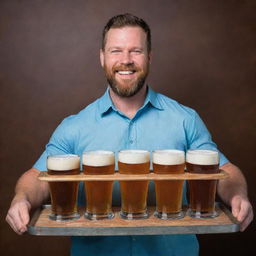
[156,91,196,117]
[57,97,101,128]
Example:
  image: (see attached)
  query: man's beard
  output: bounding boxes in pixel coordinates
[104,63,149,97]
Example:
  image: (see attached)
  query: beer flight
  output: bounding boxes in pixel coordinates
[47,149,220,221]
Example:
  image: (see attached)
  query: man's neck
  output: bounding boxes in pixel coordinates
[109,85,148,119]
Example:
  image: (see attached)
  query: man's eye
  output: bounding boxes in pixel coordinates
[111,50,121,54]
[132,50,142,54]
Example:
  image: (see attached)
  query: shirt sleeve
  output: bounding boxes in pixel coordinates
[33,117,76,171]
[185,110,229,166]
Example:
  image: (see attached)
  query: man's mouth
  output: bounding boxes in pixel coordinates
[117,70,136,75]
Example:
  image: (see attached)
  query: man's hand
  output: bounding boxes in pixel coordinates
[6,168,49,235]
[231,194,254,232]
[6,196,32,235]
[218,163,254,232]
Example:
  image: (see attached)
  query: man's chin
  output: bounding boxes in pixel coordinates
[109,83,144,98]
[115,81,136,91]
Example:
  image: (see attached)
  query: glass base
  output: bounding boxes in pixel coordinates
[84,211,114,220]
[120,210,149,220]
[154,210,185,220]
[188,209,219,219]
[48,212,80,221]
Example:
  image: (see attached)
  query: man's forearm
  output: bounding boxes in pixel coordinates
[218,162,248,205]
[12,168,49,209]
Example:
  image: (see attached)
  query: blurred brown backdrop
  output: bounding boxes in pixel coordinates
[0,0,255,255]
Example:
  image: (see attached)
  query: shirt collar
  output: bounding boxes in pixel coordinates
[98,86,164,116]
[98,87,114,115]
[144,86,164,110]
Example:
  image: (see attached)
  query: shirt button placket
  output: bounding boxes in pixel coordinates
[129,120,135,146]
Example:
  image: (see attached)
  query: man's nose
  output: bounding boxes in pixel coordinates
[120,51,134,65]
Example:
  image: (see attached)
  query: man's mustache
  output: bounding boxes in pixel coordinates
[113,64,139,72]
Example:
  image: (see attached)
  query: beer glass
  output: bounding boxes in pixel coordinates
[83,150,115,220]
[153,150,185,219]
[47,154,80,221]
[186,150,220,218]
[118,150,150,219]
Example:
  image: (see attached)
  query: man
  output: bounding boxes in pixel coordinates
[6,13,253,256]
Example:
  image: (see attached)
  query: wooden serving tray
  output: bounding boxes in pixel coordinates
[28,203,239,236]
[38,170,229,182]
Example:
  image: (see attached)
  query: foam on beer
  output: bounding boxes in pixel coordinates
[153,150,185,165]
[47,154,80,171]
[118,150,150,164]
[186,150,219,165]
[82,150,115,167]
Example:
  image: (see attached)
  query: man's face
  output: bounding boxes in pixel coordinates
[100,26,151,97]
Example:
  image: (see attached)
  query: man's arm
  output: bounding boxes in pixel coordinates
[6,168,49,235]
[218,162,253,231]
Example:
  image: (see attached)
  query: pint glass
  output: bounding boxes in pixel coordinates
[47,154,80,221]
[118,150,150,219]
[153,150,185,219]
[186,150,220,218]
[83,150,115,220]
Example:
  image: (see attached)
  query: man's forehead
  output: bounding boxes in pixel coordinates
[108,25,144,32]
[105,26,147,45]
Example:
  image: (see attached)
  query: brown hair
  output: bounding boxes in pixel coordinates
[102,13,151,52]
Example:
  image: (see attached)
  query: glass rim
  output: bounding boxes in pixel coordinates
[47,154,80,171]
[118,149,150,164]
[118,149,150,154]
[186,149,219,165]
[47,154,80,159]
[152,150,185,165]
[186,149,218,155]
[82,150,114,156]
[152,149,185,155]
[82,150,115,166]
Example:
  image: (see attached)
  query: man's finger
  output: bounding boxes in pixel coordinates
[19,202,30,226]
[238,203,254,232]
[236,201,250,222]
[6,211,24,235]
[240,210,254,232]
[231,197,241,218]
[6,201,30,235]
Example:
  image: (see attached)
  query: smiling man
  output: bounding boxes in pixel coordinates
[101,26,150,98]
[100,20,152,119]
[6,13,253,256]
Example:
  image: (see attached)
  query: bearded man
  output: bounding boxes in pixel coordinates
[6,13,253,256]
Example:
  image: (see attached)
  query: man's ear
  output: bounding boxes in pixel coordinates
[148,51,152,64]
[100,49,104,67]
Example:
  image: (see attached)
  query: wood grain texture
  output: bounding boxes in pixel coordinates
[38,170,229,182]
[28,204,239,236]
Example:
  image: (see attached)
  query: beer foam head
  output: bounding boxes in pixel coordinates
[82,150,115,167]
[153,150,185,165]
[118,150,150,164]
[47,154,80,171]
[186,150,219,165]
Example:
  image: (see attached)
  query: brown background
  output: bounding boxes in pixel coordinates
[0,0,255,255]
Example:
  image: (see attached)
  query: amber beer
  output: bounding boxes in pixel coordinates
[186,150,220,218]
[47,154,80,221]
[118,150,150,219]
[153,150,185,219]
[83,151,115,220]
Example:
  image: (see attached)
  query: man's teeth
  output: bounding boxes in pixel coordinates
[118,71,134,75]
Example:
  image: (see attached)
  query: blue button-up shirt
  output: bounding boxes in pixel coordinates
[34,86,228,256]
